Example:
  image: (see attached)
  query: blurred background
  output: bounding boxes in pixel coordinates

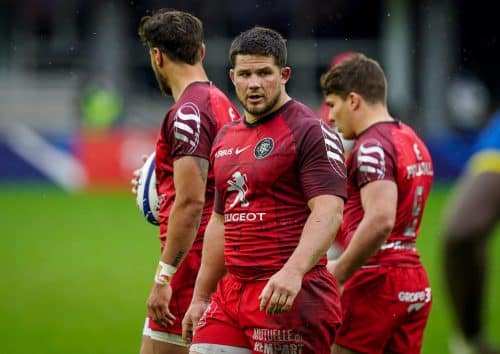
[0,1,499,353]
[1,0,499,186]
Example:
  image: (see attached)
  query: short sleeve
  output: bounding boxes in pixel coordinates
[168,102,214,160]
[352,138,396,188]
[298,120,347,201]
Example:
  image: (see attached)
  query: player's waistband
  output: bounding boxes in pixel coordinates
[229,265,326,282]
[379,240,416,252]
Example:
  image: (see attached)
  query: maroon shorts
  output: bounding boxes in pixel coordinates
[335,265,431,354]
[147,249,202,335]
[192,267,342,354]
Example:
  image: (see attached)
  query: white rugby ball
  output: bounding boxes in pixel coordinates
[136,152,160,226]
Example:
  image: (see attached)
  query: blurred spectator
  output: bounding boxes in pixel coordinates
[444,110,500,354]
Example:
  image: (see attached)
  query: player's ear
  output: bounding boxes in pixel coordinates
[151,47,164,67]
[199,43,206,60]
[229,69,235,85]
[281,66,291,83]
[348,92,361,110]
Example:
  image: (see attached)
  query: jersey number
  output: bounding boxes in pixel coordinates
[403,185,424,237]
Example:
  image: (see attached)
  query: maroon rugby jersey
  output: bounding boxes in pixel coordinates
[338,121,433,266]
[212,100,347,281]
[155,81,239,251]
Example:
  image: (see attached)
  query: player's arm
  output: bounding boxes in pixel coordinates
[192,211,226,301]
[286,194,344,276]
[147,155,208,327]
[331,180,397,285]
[259,194,344,314]
[182,211,226,343]
[160,155,208,268]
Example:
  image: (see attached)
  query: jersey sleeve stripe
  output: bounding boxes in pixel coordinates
[359,165,384,175]
[321,125,342,143]
[327,151,344,163]
[325,139,343,153]
[359,144,384,156]
[358,155,380,164]
[174,121,194,134]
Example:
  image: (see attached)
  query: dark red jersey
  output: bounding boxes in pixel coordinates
[211,100,347,281]
[155,81,239,251]
[339,121,434,265]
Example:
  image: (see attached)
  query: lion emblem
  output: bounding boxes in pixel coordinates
[227,171,249,208]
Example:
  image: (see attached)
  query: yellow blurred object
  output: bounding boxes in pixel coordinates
[81,89,124,129]
[468,150,500,175]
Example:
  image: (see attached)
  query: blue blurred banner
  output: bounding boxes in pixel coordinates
[0,125,157,190]
[0,124,483,188]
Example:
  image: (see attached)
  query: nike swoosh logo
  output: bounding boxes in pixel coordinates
[235,145,251,155]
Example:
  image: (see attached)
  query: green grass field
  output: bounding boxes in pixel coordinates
[0,185,498,354]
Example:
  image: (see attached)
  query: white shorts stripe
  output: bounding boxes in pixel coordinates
[190,343,252,354]
[142,318,188,347]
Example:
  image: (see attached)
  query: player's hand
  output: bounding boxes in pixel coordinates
[326,260,345,294]
[326,259,337,276]
[258,267,302,315]
[131,154,149,194]
[182,300,209,344]
[147,283,176,328]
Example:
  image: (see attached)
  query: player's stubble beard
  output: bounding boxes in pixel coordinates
[152,62,173,97]
[239,89,282,119]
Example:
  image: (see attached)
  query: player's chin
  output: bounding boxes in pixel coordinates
[245,103,268,116]
[338,129,353,140]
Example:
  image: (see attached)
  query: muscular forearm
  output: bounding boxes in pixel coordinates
[192,212,226,302]
[334,214,392,284]
[161,197,204,267]
[333,180,397,285]
[160,155,208,268]
[285,196,343,276]
[192,260,226,302]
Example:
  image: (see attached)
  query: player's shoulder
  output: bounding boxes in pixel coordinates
[354,123,395,157]
[212,119,241,146]
[361,120,412,145]
[395,121,430,153]
[174,82,237,123]
[206,81,229,98]
[220,119,241,132]
[177,81,212,105]
[397,120,422,138]
[184,81,233,105]
[284,100,319,120]
[216,118,241,135]
[165,82,207,119]
[282,100,325,132]
[177,81,231,108]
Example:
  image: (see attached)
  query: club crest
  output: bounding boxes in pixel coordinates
[254,138,274,159]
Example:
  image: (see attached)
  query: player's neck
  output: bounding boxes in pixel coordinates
[168,63,209,101]
[355,105,393,135]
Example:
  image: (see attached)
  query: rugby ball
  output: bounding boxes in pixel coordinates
[136,152,160,226]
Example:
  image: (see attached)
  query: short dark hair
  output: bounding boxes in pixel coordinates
[138,9,203,65]
[320,53,387,104]
[229,26,287,68]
